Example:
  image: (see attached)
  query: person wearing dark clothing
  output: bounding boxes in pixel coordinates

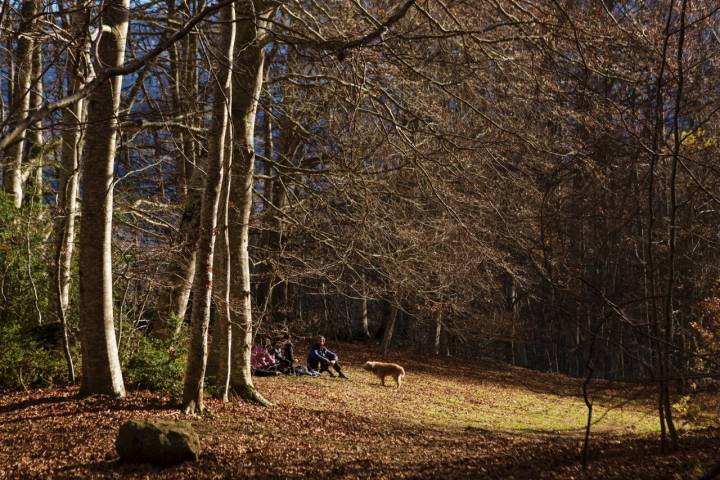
[272,339,296,373]
[307,336,348,379]
[283,341,295,368]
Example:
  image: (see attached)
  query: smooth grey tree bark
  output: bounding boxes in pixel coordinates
[50,3,92,384]
[181,0,235,414]
[358,276,371,338]
[2,0,37,208]
[227,3,273,404]
[49,3,90,327]
[433,311,442,356]
[360,296,371,337]
[211,128,234,402]
[77,0,129,397]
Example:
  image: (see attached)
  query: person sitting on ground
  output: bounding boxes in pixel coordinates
[265,335,319,376]
[307,335,348,379]
[271,336,295,374]
[251,344,278,376]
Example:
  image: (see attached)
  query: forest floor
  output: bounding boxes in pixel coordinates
[0,342,718,479]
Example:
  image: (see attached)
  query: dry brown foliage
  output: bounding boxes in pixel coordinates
[1,344,717,479]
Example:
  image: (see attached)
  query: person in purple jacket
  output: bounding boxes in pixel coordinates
[307,336,348,379]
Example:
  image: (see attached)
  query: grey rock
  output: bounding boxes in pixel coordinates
[116,418,201,464]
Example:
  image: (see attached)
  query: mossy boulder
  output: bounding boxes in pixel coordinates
[116,419,200,464]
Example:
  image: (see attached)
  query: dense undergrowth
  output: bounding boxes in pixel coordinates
[0,193,186,393]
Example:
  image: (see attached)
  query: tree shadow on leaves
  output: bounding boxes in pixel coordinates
[52,458,183,479]
[0,392,78,414]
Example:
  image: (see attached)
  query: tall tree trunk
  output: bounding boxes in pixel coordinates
[648,0,674,451]
[261,96,274,210]
[152,0,202,338]
[661,0,687,450]
[54,188,76,383]
[166,0,184,196]
[267,161,289,323]
[77,0,129,397]
[211,129,234,402]
[2,0,37,208]
[433,311,442,356]
[181,0,235,414]
[381,304,398,357]
[255,96,274,320]
[49,3,89,326]
[1,1,12,123]
[262,121,295,325]
[228,4,272,404]
[27,47,43,197]
[180,4,199,194]
[153,167,203,338]
[359,282,370,338]
[257,109,301,327]
[49,1,90,384]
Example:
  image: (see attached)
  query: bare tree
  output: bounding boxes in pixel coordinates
[49,1,91,328]
[182,0,236,414]
[227,2,274,404]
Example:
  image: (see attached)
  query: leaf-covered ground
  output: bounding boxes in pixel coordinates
[1,343,718,479]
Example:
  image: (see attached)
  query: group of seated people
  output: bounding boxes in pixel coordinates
[250,335,348,379]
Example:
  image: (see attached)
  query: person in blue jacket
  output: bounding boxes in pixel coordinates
[307,335,348,379]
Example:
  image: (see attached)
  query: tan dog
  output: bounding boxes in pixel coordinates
[363,361,405,388]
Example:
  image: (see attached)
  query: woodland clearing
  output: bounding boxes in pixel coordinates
[1,343,718,479]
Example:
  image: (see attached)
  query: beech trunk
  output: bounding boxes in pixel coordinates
[2,0,37,208]
[181,0,235,414]
[77,0,129,397]
[227,4,273,404]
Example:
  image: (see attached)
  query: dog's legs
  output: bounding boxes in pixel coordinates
[396,374,402,388]
[380,374,386,386]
